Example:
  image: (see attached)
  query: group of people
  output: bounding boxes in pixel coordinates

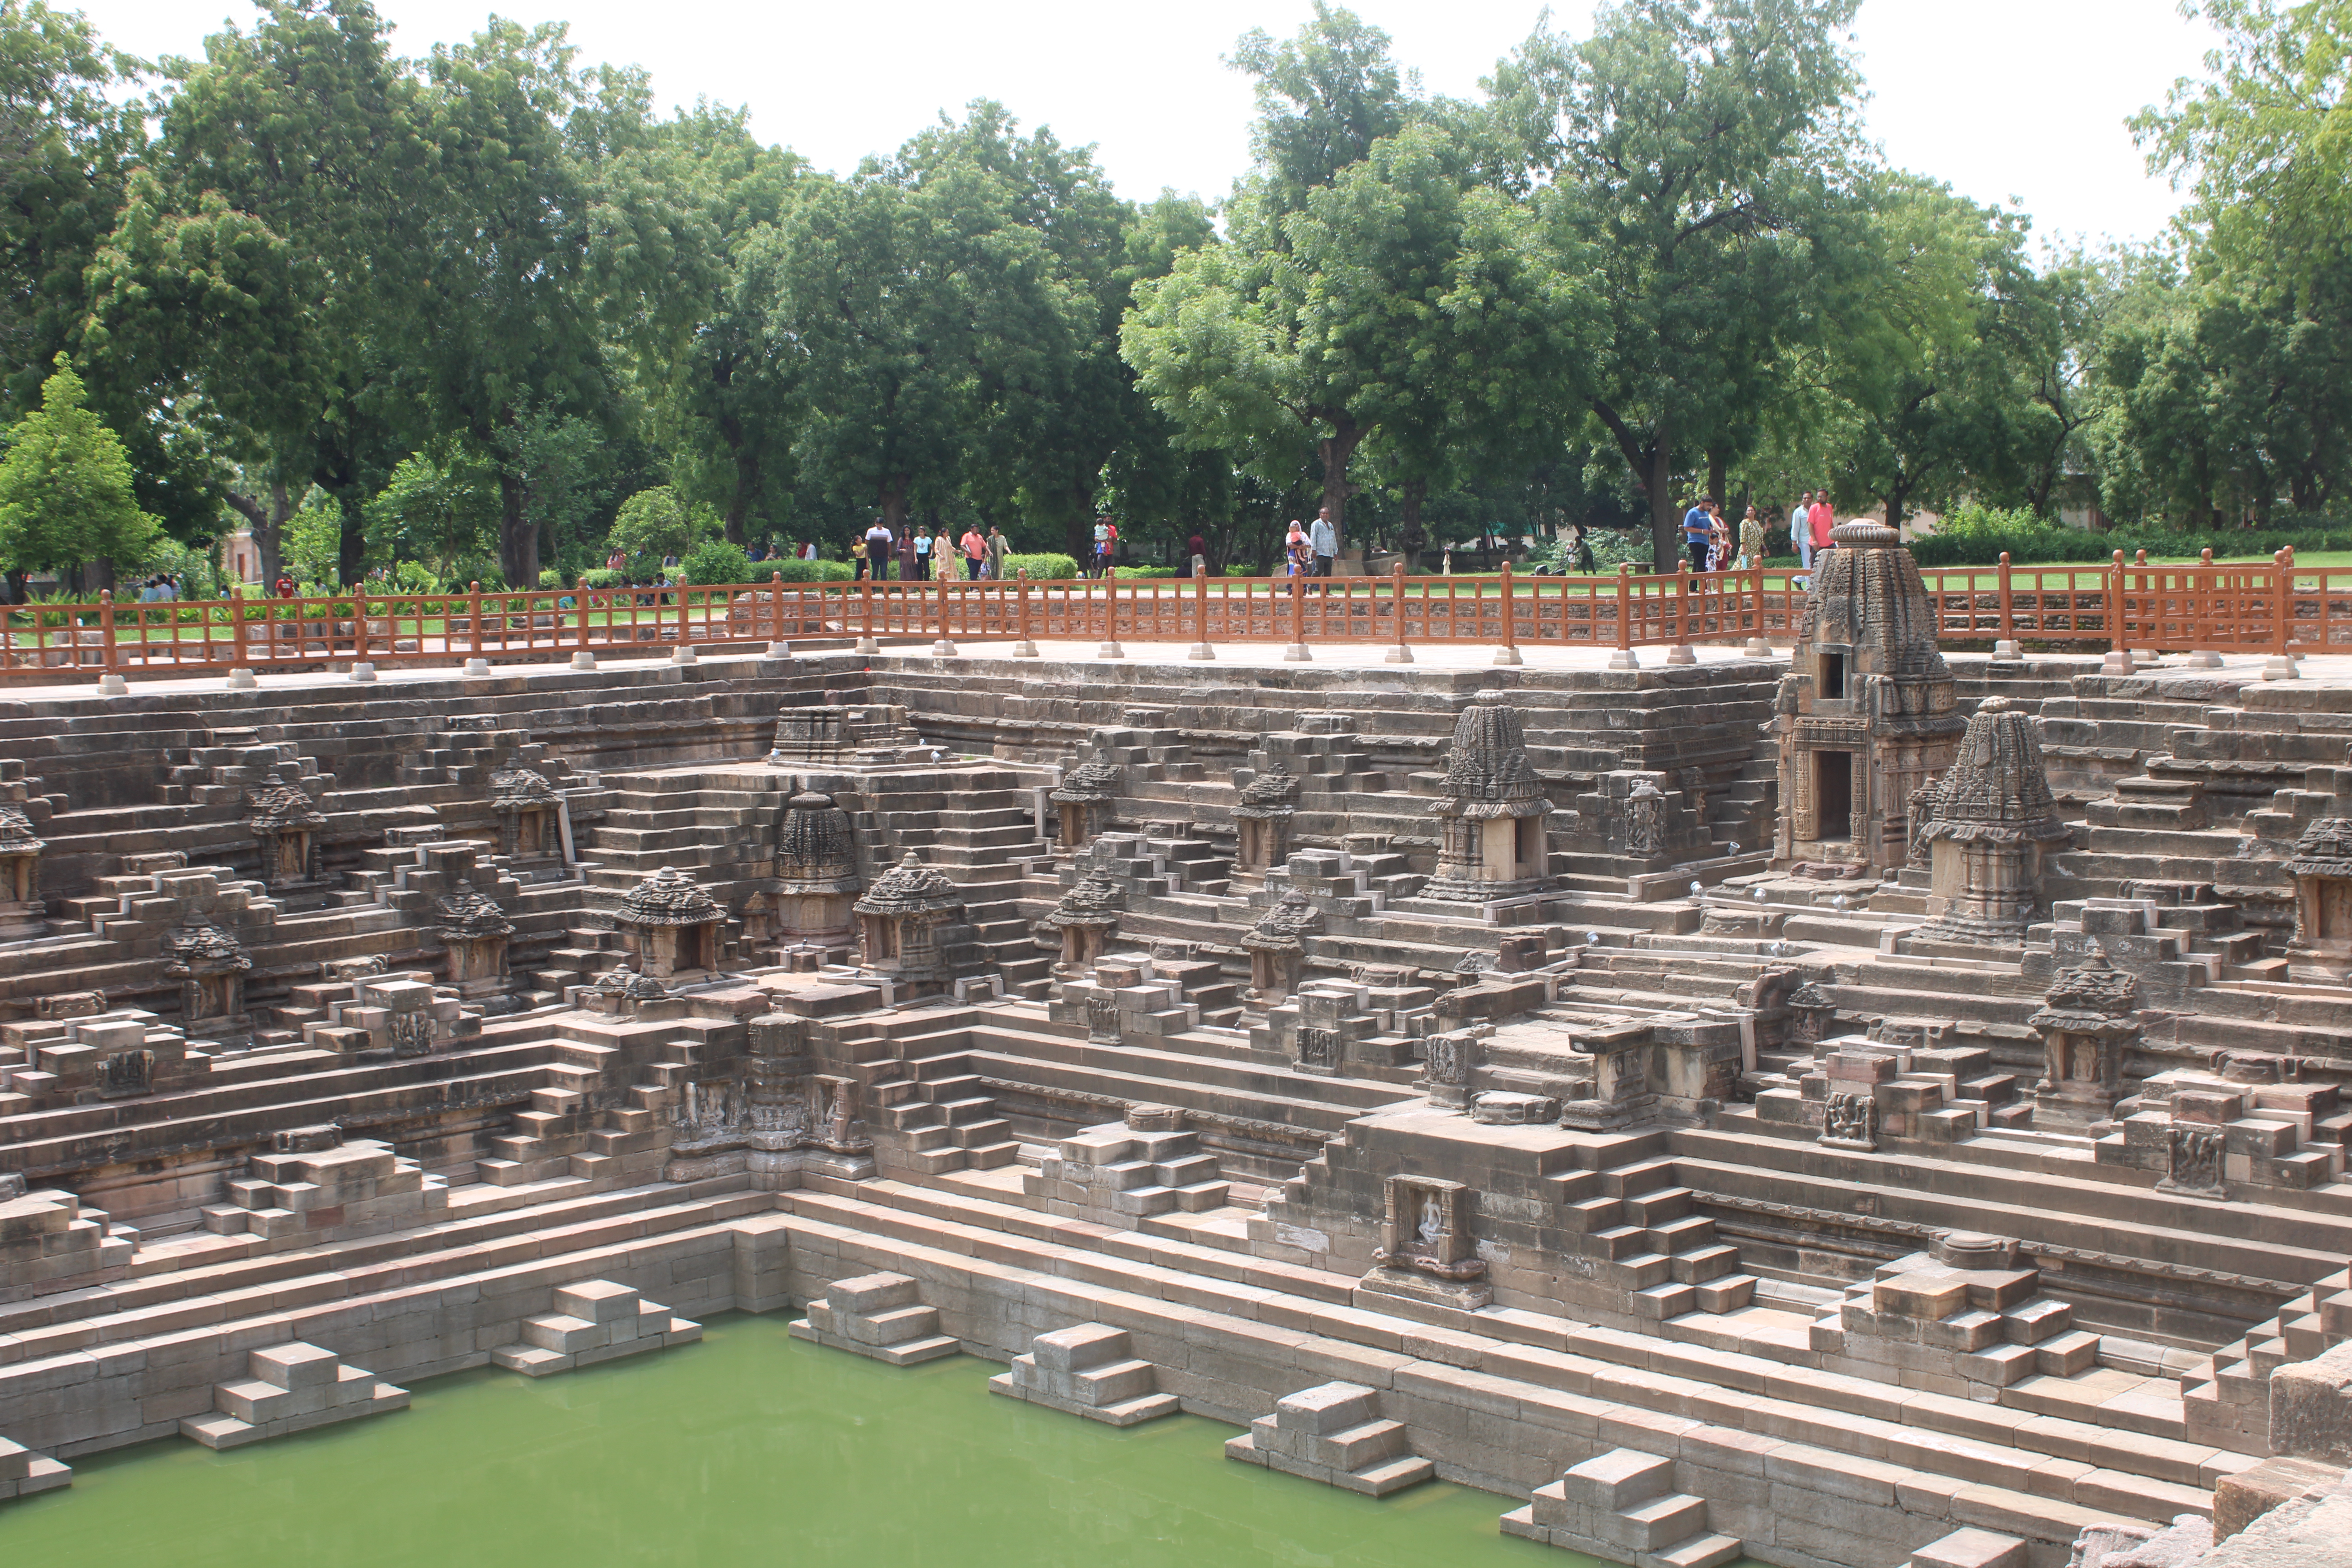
[1677,489,1840,575]
[1680,499,1771,574]
[853,521,1013,581]
[134,573,185,602]
[1279,509,1339,577]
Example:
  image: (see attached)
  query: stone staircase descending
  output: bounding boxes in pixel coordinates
[2180,1258,2352,1452]
[1020,1117,1230,1223]
[1504,1447,1744,1568]
[1553,1145,1758,1320]
[846,1013,1022,1176]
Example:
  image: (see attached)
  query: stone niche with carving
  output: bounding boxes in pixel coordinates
[435,883,517,1010]
[2287,818,2352,977]
[245,782,328,893]
[1230,763,1302,881]
[2029,951,2140,1131]
[613,866,723,978]
[662,1013,875,1185]
[1049,761,1122,852]
[1768,521,1965,877]
[1364,1175,1490,1309]
[0,802,45,938]
[1424,701,1552,902]
[1240,890,1322,1005]
[486,765,563,867]
[851,853,973,997]
[163,917,253,1041]
[1044,869,1124,976]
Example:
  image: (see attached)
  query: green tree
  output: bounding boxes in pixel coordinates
[364,445,500,578]
[762,151,1087,535]
[0,358,160,579]
[606,485,706,562]
[1228,2,1412,220]
[1494,0,1864,568]
[88,0,432,586]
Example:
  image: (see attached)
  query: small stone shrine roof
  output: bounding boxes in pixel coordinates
[0,804,42,854]
[585,967,669,1002]
[1434,702,1551,821]
[245,782,327,832]
[617,866,720,927]
[1798,519,1945,674]
[853,852,960,918]
[2289,818,2352,879]
[1922,699,2070,845]
[1045,870,1125,930]
[1050,761,1122,804]
[1240,889,1323,952]
[1234,763,1302,818]
[2029,950,2143,1035]
[488,766,559,808]
[436,884,515,941]
[165,918,251,973]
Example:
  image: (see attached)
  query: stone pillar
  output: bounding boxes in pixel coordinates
[1562,1022,1655,1129]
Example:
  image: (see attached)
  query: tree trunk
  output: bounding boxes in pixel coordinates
[723,443,760,548]
[1707,448,1727,511]
[223,483,290,589]
[877,474,911,535]
[81,557,114,594]
[497,469,537,589]
[1398,479,1427,573]
[337,491,368,588]
[1316,416,1365,554]
[1645,439,1679,574]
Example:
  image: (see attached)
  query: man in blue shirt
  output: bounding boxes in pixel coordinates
[1309,508,1338,577]
[1683,500,1712,573]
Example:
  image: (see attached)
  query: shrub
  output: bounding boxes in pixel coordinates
[772,557,854,583]
[681,539,753,586]
[1907,505,2347,568]
[1004,552,1080,580]
[1539,527,1653,574]
[577,568,625,590]
[537,569,561,589]
[389,561,443,595]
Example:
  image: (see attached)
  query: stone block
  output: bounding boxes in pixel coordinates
[2270,1342,2352,1464]
[2212,1457,2343,1542]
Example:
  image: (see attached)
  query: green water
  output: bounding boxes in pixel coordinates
[0,1314,1623,1567]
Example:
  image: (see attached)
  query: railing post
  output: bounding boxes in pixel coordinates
[1495,559,1522,666]
[1188,554,1214,660]
[1097,570,1124,659]
[1283,572,1310,662]
[1666,562,1696,665]
[2101,550,2132,675]
[1609,564,1628,668]
[931,573,956,657]
[1993,552,2018,659]
[2265,545,2299,680]
[1740,560,1771,657]
[1012,568,1038,657]
[1387,562,1412,664]
[469,582,483,659]
[2186,548,2221,668]
[97,589,116,679]
[768,571,789,659]
[857,578,877,654]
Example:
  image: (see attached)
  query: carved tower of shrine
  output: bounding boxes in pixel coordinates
[1768,521,1966,876]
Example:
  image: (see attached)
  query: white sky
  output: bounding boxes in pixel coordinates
[84,0,2220,249]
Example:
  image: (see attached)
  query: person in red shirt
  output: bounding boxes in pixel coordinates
[272,573,297,599]
[1808,493,1835,559]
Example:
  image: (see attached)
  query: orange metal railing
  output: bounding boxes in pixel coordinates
[4,550,2324,682]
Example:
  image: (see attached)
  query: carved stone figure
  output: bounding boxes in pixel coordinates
[1295,1025,1341,1074]
[2164,1123,2225,1196]
[1623,778,1668,857]
[1822,1090,1880,1151]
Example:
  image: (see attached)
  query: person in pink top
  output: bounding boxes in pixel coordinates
[1808,492,1835,559]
